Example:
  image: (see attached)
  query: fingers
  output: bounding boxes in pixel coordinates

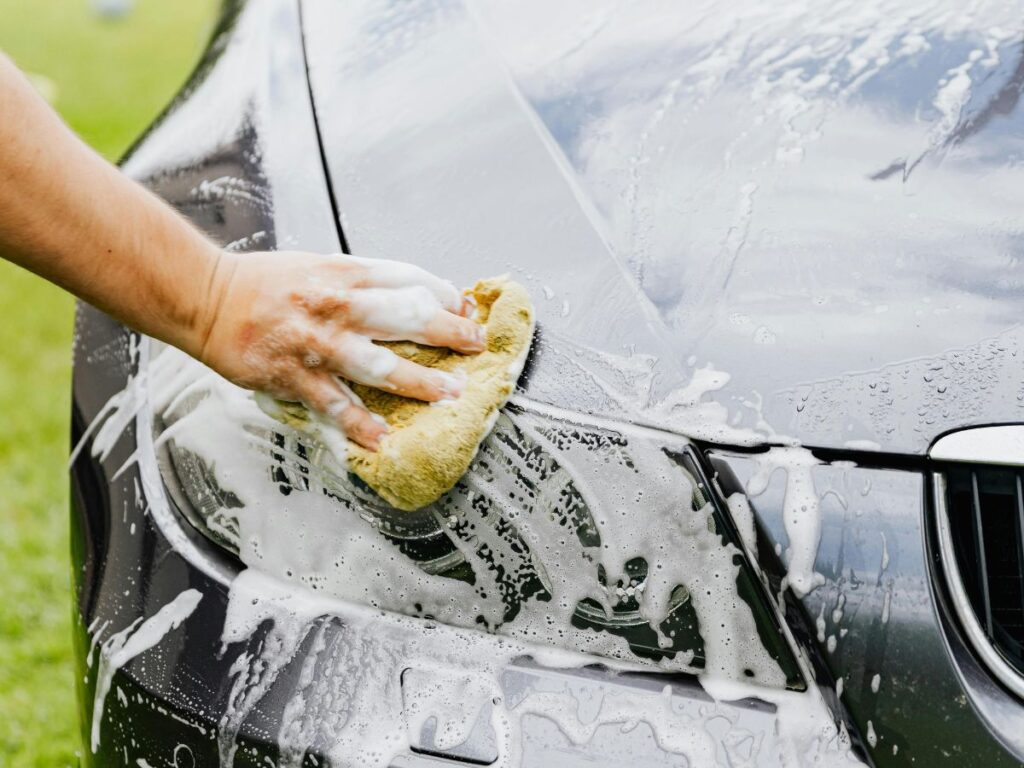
[344,254,463,313]
[417,308,486,353]
[327,332,400,388]
[296,372,387,451]
[345,287,486,353]
[384,357,466,401]
[344,286,439,340]
[457,293,476,318]
[327,334,466,402]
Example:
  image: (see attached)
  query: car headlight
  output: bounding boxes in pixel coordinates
[152,343,802,689]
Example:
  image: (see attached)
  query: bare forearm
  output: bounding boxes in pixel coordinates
[0,53,220,356]
[0,54,490,452]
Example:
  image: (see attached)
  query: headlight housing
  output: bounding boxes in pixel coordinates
[153,343,803,689]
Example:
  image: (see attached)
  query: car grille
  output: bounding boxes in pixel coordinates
[940,465,1024,681]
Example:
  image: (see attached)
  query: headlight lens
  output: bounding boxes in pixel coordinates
[153,344,801,688]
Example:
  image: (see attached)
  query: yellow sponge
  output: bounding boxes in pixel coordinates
[266,276,535,510]
[347,276,534,509]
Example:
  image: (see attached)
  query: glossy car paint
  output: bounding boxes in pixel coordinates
[70,0,1024,765]
[711,452,1024,765]
[304,0,1024,455]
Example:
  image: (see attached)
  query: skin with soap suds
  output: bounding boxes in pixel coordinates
[348,277,535,510]
[0,53,485,451]
[269,276,535,510]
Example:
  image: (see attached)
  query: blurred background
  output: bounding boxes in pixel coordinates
[0,1,216,763]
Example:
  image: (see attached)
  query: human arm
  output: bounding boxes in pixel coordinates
[0,53,483,449]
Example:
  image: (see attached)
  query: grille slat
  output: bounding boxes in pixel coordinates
[1017,475,1024,623]
[970,471,995,637]
[943,465,1024,679]
[932,426,1024,697]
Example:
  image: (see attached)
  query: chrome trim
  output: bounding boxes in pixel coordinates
[932,472,1024,699]
[930,425,1024,466]
[137,339,235,587]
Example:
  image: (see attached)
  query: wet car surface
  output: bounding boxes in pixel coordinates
[72,0,1024,765]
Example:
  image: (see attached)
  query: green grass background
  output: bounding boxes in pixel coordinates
[0,2,216,764]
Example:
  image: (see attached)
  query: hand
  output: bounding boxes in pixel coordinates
[195,251,486,450]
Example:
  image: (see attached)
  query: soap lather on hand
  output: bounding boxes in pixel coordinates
[0,53,526,484]
[263,273,536,511]
[202,252,490,451]
[347,276,535,510]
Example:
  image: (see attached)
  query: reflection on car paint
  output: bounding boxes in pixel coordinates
[305,0,1024,453]
[89,589,202,753]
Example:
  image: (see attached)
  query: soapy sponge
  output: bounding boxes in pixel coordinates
[265,276,535,510]
[347,276,534,509]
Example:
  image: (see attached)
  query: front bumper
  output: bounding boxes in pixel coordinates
[70,0,1024,765]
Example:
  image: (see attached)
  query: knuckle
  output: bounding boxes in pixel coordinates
[324,397,351,422]
[415,376,443,400]
[295,286,353,320]
[328,333,361,366]
[341,264,374,289]
[336,400,362,427]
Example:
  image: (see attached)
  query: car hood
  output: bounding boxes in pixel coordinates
[302,0,1024,455]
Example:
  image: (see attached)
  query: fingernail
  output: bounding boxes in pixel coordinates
[366,424,387,450]
[438,371,465,399]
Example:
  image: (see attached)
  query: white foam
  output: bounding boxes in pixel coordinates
[702,675,860,766]
[78,337,860,766]
[91,589,202,752]
[216,568,861,767]
[351,285,440,339]
[832,593,846,625]
[344,254,462,313]
[537,335,770,447]
[335,333,399,387]
[843,439,881,452]
[747,447,824,596]
[727,491,757,555]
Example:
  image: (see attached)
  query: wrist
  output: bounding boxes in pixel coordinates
[183,245,238,364]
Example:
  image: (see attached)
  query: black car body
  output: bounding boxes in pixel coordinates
[72,0,1024,765]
